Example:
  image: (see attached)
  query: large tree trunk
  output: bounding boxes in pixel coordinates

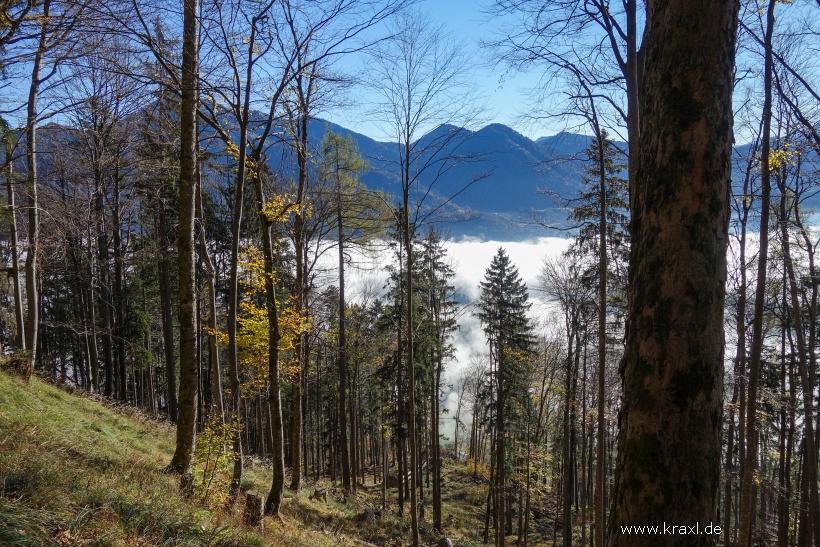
[607,0,738,543]
[168,0,199,477]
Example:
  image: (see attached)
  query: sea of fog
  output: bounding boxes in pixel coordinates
[314,236,575,442]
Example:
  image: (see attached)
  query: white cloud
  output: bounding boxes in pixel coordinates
[317,236,574,445]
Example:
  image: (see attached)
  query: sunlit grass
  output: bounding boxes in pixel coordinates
[1,367,557,545]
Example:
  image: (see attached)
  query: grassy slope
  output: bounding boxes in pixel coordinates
[0,369,550,546]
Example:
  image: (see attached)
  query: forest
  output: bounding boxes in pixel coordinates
[0,0,818,546]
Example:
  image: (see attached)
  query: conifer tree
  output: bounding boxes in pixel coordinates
[477,248,535,547]
[567,131,629,308]
[566,131,629,539]
[417,226,458,532]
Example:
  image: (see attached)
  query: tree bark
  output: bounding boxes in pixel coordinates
[607,0,738,542]
[168,0,200,476]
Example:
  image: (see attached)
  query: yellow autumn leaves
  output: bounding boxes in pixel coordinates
[205,192,311,397]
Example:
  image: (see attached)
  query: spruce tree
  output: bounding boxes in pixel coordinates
[417,227,458,532]
[567,131,629,308]
[477,248,535,546]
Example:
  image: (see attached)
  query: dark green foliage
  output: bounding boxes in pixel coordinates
[0,499,58,546]
[477,247,536,389]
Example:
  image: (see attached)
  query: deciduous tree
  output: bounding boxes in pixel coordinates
[607,0,739,543]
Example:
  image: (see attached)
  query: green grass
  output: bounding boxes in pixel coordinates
[0,367,557,546]
[0,368,263,546]
[0,369,412,546]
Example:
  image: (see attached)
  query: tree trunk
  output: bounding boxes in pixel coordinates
[777,180,820,547]
[113,166,127,401]
[725,148,753,544]
[403,198,420,546]
[497,341,507,547]
[337,182,352,492]
[94,166,114,397]
[168,0,200,476]
[258,175,285,515]
[433,344,442,533]
[594,112,608,547]
[157,209,178,421]
[738,2,775,544]
[290,100,309,493]
[24,0,51,373]
[196,167,223,421]
[5,155,25,350]
[562,325,575,547]
[607,0,738,542]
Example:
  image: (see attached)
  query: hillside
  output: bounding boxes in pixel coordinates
[0,369,555,546]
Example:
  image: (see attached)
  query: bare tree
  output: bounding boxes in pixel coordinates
[487,0,643,186]
[369,12,486,544]
[21,0,89,374]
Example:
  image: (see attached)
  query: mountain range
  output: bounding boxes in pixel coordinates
[304,120,820,241]
[301,119,603,240]
[36,113,804,242]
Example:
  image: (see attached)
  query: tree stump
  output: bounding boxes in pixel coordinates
[309,488,327,503]
[243,493,263,528]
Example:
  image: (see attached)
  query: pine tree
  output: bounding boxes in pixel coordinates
[477,248,535,547]
[417,227,458,532]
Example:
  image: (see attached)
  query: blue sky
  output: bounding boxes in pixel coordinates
[323,0,558,142]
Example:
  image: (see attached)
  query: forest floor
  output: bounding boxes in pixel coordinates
[0,367,560,546]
